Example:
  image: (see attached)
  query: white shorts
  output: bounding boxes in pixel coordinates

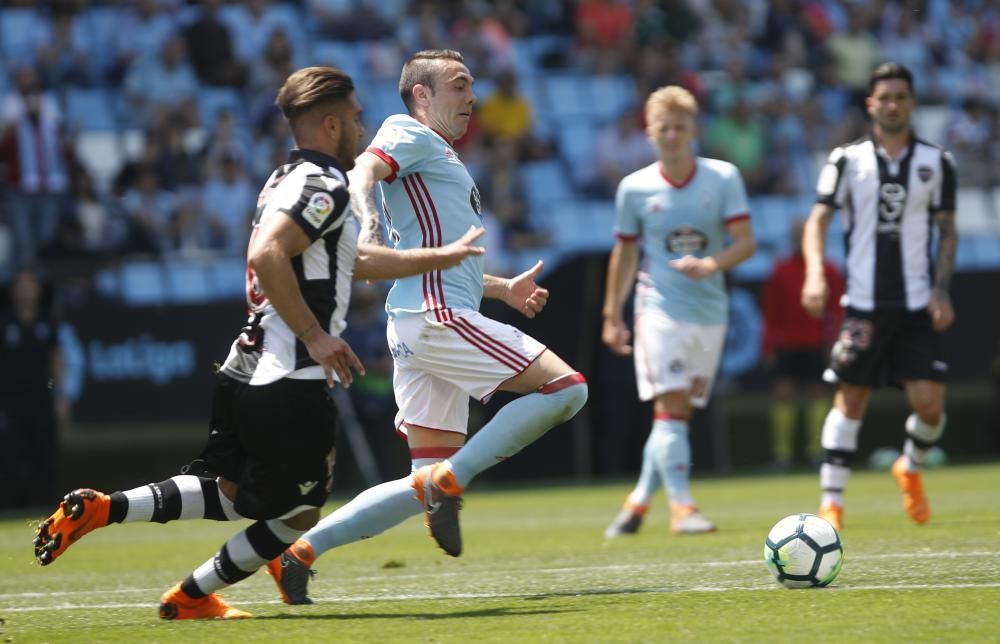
[633,308,726,407]
[387,309,547,435]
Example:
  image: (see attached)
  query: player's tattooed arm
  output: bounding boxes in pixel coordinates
[933,209,957,295]
[349,151,393,248]
[928,209,957,331]
[355,186,386,247]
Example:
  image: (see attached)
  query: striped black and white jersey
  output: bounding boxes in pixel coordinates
[816,134,956,311]
[221,148,358,385]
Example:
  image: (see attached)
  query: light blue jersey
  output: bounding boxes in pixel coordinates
[614,158,750,325]
[367,114,485,318]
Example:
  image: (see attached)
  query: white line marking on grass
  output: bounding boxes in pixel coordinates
[4,550,998,611]
[5,582,1000,613]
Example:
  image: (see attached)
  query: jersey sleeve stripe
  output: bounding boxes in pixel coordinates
[367,147,400,184]
[452,316,531,369]
[725,212,750,223]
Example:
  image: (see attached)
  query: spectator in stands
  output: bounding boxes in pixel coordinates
[0,267,67,509]
[575,0,635,74]
[450,0,516,79]
[480,138,550,253]
[0,68,72,266]
[247,29,295,99]
[705,97,769,193]
[476,69,549,161]
[308,0,395,42]
[112,0,177,84]
[825,5,879,104]
[120,164,178,256]
[947,98,995,187]
[183,0,246,88]
[39,213,102,306]
[634,0,700,48]
[762,219,844,470]
[200,153,255,257]
[153,116,204,191]
[123,34,199,128]
[201,109,252,171]
[34,4,98,88]
[589,108,657,198]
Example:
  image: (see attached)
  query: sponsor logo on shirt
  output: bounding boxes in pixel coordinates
[666,226,708,254]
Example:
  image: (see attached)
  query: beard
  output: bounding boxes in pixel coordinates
[878,116,909,134]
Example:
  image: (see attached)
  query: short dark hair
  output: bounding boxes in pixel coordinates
[869,62,914,95]
[398,49,465,113]
[275,66,354,123]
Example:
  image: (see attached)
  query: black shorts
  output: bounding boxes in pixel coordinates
[184,373,338,520]
[827,307,947,389]
[774,349,828,383]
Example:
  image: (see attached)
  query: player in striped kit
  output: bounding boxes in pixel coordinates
[801,63,958,531]
[602,86,756,538]
[268,50,588,604]
[31,66,486,620]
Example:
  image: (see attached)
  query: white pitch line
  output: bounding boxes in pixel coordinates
[4,582,1000,614]
[3,550,998,609]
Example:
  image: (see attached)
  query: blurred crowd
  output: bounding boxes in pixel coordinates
[0,0,998,294]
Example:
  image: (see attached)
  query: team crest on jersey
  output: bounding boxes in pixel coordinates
[303,191,334,228]
[917,165,933,183]
[445,147,457,161]
[645,196,663,213]
[666,225,708,254]
[470,186,482,217]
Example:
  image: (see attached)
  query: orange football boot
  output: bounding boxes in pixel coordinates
[891,456,930,524]
[158,583,252,620]
[266,539,317,605]
[34,489,111,565]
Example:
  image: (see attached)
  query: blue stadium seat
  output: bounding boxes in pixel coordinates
[556,121,596,181]
[510,38,538,80]
[120,261,166,306]
[164,260,212,303]
[584,75,635,122]
[207,257,247,300]
[976,235,1000,270]
[311,40,368,84]
[520,160,572,208]
[546,200,615,253]
[64,89,117,131]
[731,247,773,282]
[0,8,40,64]
[80,6,122,71]
[542,74,587,120]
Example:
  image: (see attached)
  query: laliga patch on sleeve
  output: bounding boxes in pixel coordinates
[303,191,334,228]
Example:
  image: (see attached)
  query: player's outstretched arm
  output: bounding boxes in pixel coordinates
[249,215,365,387]
[601,239,640,355]
[356,225,486,281]
[484,260,549,319]
[929,209,957,331]
[801,202,835,319]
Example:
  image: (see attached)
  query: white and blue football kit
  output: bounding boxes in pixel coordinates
[367,115,546,434]
[614,158,750,405]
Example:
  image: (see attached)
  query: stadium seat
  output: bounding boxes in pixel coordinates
[542,74,587,120]
[0,8,40,64]
[731,247,773,282]
[119,261,167,306]
[555,121,596,179]
[74,131,125,196]
[584,75,635,122]
[912,105,952,145]
[80,6,122,71]
[64,89,117,131]
[163,260,212,303]
[207,257,248,300]
[311,40,368,84]
[520,160,572,208]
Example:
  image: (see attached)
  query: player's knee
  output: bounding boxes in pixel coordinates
[820,408,861,452]
[906,412,946,444]
[541,372,588,420]
[910,398,944,426]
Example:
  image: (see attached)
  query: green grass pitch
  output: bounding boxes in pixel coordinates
[2,463,998,642]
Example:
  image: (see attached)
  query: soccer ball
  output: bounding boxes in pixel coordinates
[764,513,843,588]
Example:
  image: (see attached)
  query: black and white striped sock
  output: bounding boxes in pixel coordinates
[181,519,304,598]
[109,476,242,524]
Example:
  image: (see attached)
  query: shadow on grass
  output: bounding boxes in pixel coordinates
[259,606,571,620]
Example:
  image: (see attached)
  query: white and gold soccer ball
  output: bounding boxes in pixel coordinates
[764,513,843,588]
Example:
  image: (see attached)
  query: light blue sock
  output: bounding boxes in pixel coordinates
[649,419,694,506]
[627,431,663,507]
[448,379,588,488]
[301,454,450,557]
[301,477,421,557]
